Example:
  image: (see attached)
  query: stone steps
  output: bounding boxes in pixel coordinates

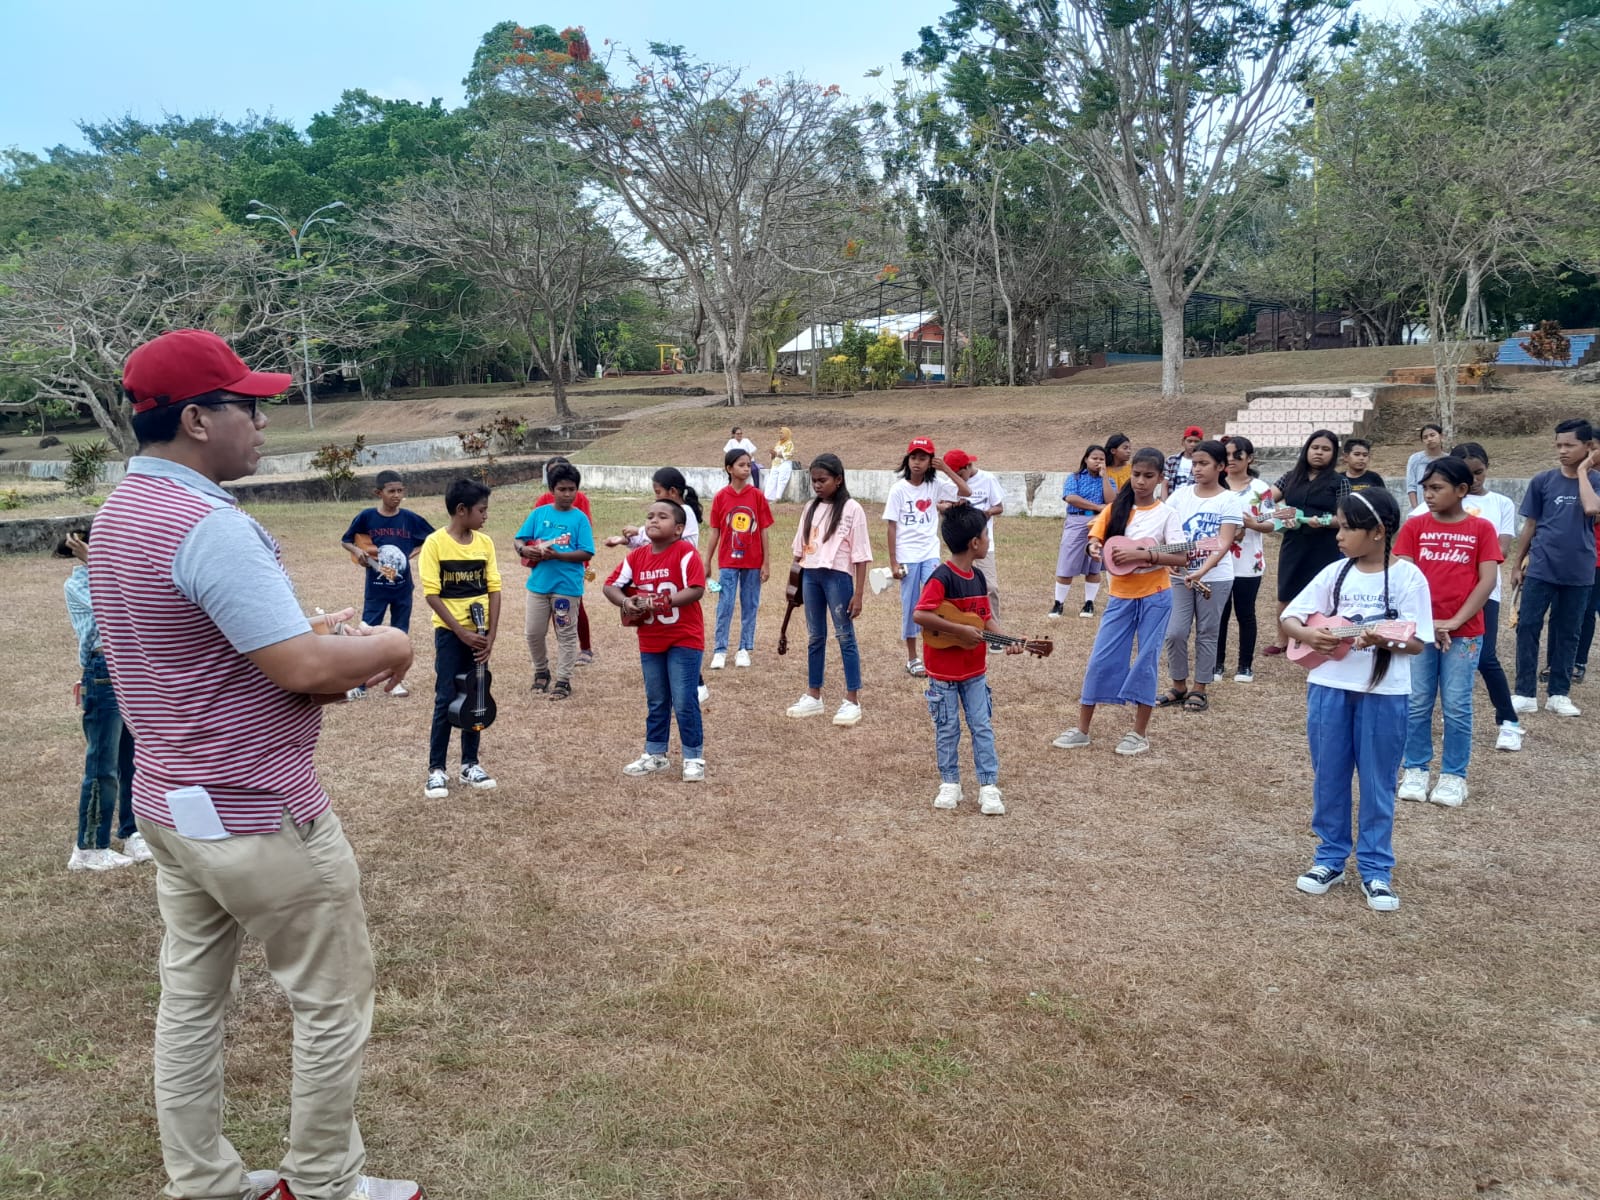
[1223,385,1376,451]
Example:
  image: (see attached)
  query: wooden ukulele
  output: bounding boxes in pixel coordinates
[1101,535,1221,576]
[446,602,497,731]
[920,602,1053,656]
[1288,613,1416,669]
[776,563,804,655]
[348,533,397,581]
[1170,574,1212,599]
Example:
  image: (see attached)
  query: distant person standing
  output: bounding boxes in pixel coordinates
[764,426,796,502]
[724,426,760,488]
[1264,429,1350,656]
[1405,424,1447,509]
[1103,434,1133,492]
[1341,438,1385,491]
[1163,425,1205,496]
[1508,419,1600,717]
[936,448,1006,619]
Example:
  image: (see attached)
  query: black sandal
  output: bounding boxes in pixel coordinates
[532,670,551,693]
[1157,688,1189,708]
[1183,693,1210,713]
[549,679,573,701]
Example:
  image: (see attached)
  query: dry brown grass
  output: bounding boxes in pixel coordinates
[3,481,1599,1199]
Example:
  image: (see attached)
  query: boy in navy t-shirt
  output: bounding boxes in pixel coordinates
[912,504,1023,817]
[340,469,434,697]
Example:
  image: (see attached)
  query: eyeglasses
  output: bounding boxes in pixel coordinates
[193,397,260,421]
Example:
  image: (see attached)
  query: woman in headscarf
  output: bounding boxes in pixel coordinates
[764,426,796,502]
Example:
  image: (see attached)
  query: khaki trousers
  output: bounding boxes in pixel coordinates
[140,810,374,1200]
[525,591,579,681]
[974,549,1001,620]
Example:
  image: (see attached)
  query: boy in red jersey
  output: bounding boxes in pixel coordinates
[913,504,1021,816]
[604,500,708,781]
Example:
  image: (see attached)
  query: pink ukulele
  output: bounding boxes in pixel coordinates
[1100,535,1220,576]
[1288,613,1416,669]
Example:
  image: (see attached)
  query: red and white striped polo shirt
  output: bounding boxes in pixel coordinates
[89,459,327,834]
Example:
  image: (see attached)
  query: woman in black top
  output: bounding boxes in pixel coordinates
[1264,429,1350,655]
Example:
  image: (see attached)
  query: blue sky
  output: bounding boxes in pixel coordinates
[1,0,954,155]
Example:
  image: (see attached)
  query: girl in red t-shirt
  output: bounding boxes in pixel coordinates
[1393,456,1503,808]
[604,500,708,782]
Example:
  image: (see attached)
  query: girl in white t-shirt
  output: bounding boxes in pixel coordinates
[1282,488,1431,913]
[1159,441,1242,712]
[883,437,969,677]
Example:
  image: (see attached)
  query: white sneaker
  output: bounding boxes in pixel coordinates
[1495,721,1524,752]
[933,782,962,809]
[339,1175,424,1200]
[121,831,154,863]
[67,846,133,871]
[697,683,711,704]
[623,753,671,776]
[459,763,497,790]
[1512,695,1538,715]
[424,769,449,799]
[832,700,862,726]
[1051,728,1090,749]
[905,659,927,678]
[682,758,706,782]
[346,686,367,700]
[1396,768,1429,803]
[786,694,826,718]
[390,682,409,698]
[1114,731,1150,756]
[246,1170,282,1199]
[709,652,727,670]
[1545,694,1581,717]
[978,785,1006,816]
[1233,671,1254,683]
[734,649,752,668]
[1428,774,1468,807]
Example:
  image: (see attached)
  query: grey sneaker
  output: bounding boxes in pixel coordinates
[1113,731,1150,756]
[340,1175,424,1200]
[1052,728,1091,749]
[424,769,449,800]
[623,753,671,776]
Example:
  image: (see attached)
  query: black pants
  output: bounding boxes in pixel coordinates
[429,627,482,771]
[1576,565,1600,669]
[1478,598,1517,726]
[1217,575,1262,675]
[1515,576,1588,698]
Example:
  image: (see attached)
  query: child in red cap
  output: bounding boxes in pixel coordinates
[1165,426,1205,496]
[936,448,1007,621]
[884,437,970,676]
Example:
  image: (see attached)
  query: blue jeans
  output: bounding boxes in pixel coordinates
[362,587,414,632]
[78,654,135,850]
[803,568,862,692]
[640,645,703,759]
[1405,636,1481,778]
[898,558,938,642]
[713,567,762,654]
[926,676,998,785]
[429,628,481,771]
[1515,575,1587,697]
[1307,683,1406,882]
[1079,589,1173,707]
[1478,599,1517,726]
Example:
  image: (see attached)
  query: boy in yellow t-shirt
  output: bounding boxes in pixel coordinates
[419,479,501,799]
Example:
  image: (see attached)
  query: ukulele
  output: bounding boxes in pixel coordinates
[920,602,1053,656]
[446,601,497,731]
[776,563,805,655]
[1170,574,1212,599]
[1100,535,1221,576]
[348,533,397,581]
[1288,613,1417,669]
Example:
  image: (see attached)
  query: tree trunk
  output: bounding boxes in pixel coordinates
[1462,260,1485,339]
[1156,294,1186,401]
[550,372,572,421]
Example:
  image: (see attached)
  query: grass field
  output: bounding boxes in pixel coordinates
[4,480,1598,1199]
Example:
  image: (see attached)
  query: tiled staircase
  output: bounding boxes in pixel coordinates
[1223,385,1376,453]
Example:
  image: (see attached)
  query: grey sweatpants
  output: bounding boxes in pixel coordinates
[1165,579,1234,685]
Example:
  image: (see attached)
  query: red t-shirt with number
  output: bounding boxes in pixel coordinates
[1394,512,1503,638]
[605,539,705,652]
[710,483,774,569]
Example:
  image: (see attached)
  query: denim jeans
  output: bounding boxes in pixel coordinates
[429,627,481,771]
[925,676,998,785]
[361,588,413,632]
[640,644,703,759]
[78,653,135,850]
[1515,576,1588,697]
[1079,589,1173,708]
[897,558,938,642]
[1576,565,1600,669]
[1477,599,1517,726]
[1307,683,1406,882]
[1405,636,1482,778]
[713,567,762,654]
[803,568,862,692]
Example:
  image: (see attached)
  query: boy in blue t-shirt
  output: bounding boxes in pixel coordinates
[513,461,595,700]
[340,469,434,697]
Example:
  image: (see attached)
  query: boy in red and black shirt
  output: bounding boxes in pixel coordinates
[913,505,1022,816]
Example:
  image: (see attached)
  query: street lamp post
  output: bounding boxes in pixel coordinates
[246,199,347,429]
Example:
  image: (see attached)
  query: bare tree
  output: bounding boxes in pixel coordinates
[370,131,643,420]
[0,225,403,455]
[498,43,875,405]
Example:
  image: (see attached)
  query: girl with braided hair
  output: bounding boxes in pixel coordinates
[1281,488,1431,913]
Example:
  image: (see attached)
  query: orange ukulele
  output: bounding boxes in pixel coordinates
[920,602,1053,657]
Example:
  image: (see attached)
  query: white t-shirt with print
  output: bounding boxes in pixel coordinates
[1228,477,1275,578]
[883,477,943,563]
[1406,492,1518,603]
[1283,558,1434,695]
[1165,485,1246,583]
[936,468,1006,544]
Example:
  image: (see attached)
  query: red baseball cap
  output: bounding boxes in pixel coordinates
[907,437,936,455]
[1183,425,1205,439]
[944,448,976,471]
[123,330,294,415]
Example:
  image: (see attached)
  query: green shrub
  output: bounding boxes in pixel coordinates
[309,436,372,501]
[64,441,113,496]
[865,332,908,390]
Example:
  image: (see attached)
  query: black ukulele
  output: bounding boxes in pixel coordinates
[776,563,804,655]
[447,601,497,731]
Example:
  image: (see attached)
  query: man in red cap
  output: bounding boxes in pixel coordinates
[936,448,1007,620]
[1165,426,1205,496]
[88,330,422,1200]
